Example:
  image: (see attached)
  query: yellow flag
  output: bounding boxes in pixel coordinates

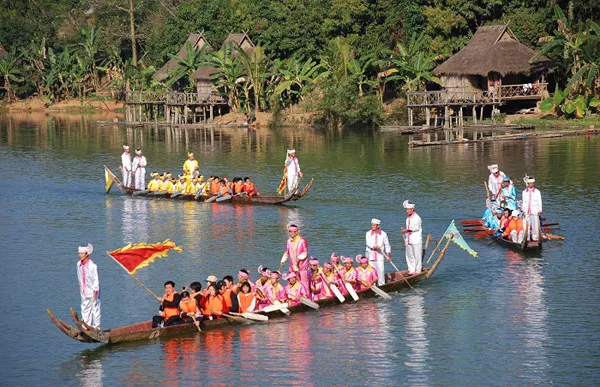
[105,167,114,193]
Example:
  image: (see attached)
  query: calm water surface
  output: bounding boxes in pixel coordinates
[0,114,599,386]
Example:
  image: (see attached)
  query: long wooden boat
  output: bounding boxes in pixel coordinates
[49,269,433,345]
[105,166,313,205]
[491,233,541,252]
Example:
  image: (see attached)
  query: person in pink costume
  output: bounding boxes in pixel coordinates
[280,224,309,289]
[330,253,343,272]
[355,255,379,290]
[338,256,359,294]
[318,262,342,300]
[307,257,325,300]
[263,271,287,305]
[283,272,308,306]
[254,266,272,309]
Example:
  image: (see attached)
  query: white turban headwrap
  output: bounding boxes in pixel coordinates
[287,149,296,155]
[123,145,129,150]
[525,177,535,184]
[78,243,93,255]
[135,149,142,155]
[371,218,381,225]
[487,164,499,173]
[403,200,415,209]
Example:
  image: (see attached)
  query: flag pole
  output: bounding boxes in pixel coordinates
[106,252,159,299]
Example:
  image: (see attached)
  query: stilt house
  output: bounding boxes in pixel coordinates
[154,32,211,83]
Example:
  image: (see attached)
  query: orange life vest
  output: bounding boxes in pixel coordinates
[503,218,523,237]
[223,289,233,308]
[179,298,197,314]
[163,292,180,319]
[202,294,224,317]
[209,180,220,195]
[233,182,244,194]
[238,292,255,312]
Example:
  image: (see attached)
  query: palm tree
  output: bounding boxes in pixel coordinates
[205,47,245,112]
[165,41,209,91]
[0,54,23,102]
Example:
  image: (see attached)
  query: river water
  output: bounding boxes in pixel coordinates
[0,113,599,385]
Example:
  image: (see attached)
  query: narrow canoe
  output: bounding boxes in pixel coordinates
[105,166,313,205]
[49,270,429,345]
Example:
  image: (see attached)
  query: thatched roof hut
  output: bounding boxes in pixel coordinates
[222,32,255,55]
[433,25,551,91]
[0,42,7,58]
[154,33,211,82]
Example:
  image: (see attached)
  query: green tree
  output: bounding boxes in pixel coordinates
[235,44,272,112]
[272,55,326,108]
[165,41,209,90]
[0,54,23,102]
[206,47,245,112]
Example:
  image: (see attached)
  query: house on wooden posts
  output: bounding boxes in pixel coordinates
[154,32,212,84]
[0,42,8,58]
[407,24,552,127]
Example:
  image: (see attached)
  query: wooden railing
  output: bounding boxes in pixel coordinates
[125,91,226,105]
[496,83,547,100]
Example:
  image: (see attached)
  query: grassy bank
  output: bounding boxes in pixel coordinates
[510,115,600,131]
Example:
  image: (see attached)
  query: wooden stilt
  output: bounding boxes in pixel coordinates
[425,107,431,127]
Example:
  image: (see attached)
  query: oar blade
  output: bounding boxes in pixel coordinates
[300,297,320,310]
[371,285,392,300]
[345,282,359,301]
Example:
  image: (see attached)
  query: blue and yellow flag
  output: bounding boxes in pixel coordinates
[444,220,478,257]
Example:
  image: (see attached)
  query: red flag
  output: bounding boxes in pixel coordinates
[277,167,287,195]
[107,240,183,274]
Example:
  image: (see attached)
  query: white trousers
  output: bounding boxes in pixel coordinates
[287,174,299,194]
[370,259,385,286]
[406,243,422,273]
[510,230,524,243]
[525,214,540,241]
[134,169,146,190]
[81,295,101,328]
[122,169,132,188]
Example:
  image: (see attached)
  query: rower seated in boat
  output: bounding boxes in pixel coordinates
[340,256,359,294]
[320,263,342,298]
[201,284,228,320]
[283,272,308,306]
[355,255,379,291]
[308,257,324,301]
[152,281,182,328]
[184,177,198,195]
[237,281,257,312]
[502,210,525,243]
[158,172,168,191]
[216,180,232,198]
[179,291,201,324]
[255,266,272,308]
[209,176,220,195]
[232,177,244,195]
[243,177,260,197]
[174,175,186,193]
[218,279,239,313]
[499,176,517,211]
[330,253,343,273]
[194,176,206,194]
[147,172,161,192]
[260,271,287,308]
[233,269,251,293]
[164,173,175,194]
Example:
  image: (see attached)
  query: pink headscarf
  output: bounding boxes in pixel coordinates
[288,224,299,232]
[323,262,332,269]
[356,255,368,264]
[238,271,249,279]
[270,271,281,280]
[309,257,320,265]
[330,253,340,263]
[342,256,354,264]
[258,265,271,278]
[283,272,296,281]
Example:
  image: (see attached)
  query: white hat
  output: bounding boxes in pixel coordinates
[135,149,142,155]
[78,243,93,255]
[526,177,536,184]
[487,164,499,173]
[371,218,381,225]
[123,145,130,150]
[287,149,296,154]
[403,200,415,209]
[511,210,520,217]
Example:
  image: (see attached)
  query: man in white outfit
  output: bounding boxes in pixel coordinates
[285,149,303,194]
[522,177,542,241]
[132,149,147,190]
[77,243,101,328]
[365,218,390,286]
[402,200,423,274]
[487,164,506,202]
[121,145,132,187]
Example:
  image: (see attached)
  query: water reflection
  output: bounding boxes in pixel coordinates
[76,355,104,387]
[402,290,430,385]
[505,251,549,384]
[122,197,149,243]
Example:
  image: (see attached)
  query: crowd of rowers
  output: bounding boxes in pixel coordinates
[146,152,260,199]
[151,254,380,329]
[481,164,544,243]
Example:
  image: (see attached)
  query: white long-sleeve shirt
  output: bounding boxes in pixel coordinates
[522,187,542,215]
[285,156,301,178]
[488,171,506,198]
[77,258,100,298]
[121,152,132,171]
[405,212,423,245]
[132,155,147,174]
[365,229,391,261]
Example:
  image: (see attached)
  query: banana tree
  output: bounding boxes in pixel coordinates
[20,38,47,98]
[0,55,23,102]
[234,45,272,112]
[540,88,600,117]
[347,56,376,97]
[272,55,326,108]
[77,27,101,91]
[206,47,245,112]
[165,41,209,91]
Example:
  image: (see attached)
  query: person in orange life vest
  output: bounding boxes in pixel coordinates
[499,208,511,231]
[283,271,308,306]
[330,253,343,272]
[209,176,220,195]
[263,271,287,304]
[216,179,232,198]
[188,281,205,325]
[243,177,260,196]
[237,281,257,313]
[232,177,245,194]
[254,266,271,308]
[340,256,359,293]
[179,291,199,323]
[152,281,182,328]
[201,284,227,320]
[223,176,234,192]
[503,210,525,243]
[308,257,324,301]
[219,279,239,313]
[355,255,379,290]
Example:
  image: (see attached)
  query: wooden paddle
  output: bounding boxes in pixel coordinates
[387,257,413,289]
[300,297,320,310]
[259,302,290,313]
[544,233,565,241]
[171,191,181,198]
[460,220,485,226]
[475,229,496,239]
[371,285,392,300]
[332,264,359,301]
[274,300,291,315]
[230,312,269,321]
[221,313,247,323]
[464,227,487,233]
[319,273,345,303]
[204,195,218,203]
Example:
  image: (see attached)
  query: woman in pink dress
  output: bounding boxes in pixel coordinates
[283,272,308,306]
[355,255,379,290]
